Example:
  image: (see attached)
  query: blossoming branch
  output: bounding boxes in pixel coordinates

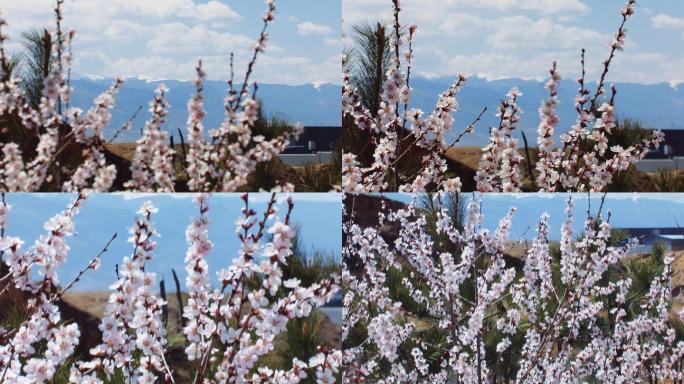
[342,0,664,193]
[0,0,302,192]
[0,193,114,383]
[343,193,684,383]
[0,193,341,383]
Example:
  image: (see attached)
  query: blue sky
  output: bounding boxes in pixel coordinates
[388,193,684,240]
[1,0,341,85]
[2,193,341,291]
[344,0,684,86]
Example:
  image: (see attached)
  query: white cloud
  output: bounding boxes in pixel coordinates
[256,54,340,85]
[439,13,489,35]
[424,47,614,83]
[403,7,610,82]
[297,21,333,35]
[456,0,588,14]
[439,13,605,51]
[343,0,588,26]
[0,0,240,23]
[651,14,684,29]
[144,23,253,55]
[344,0,684,85]
[612,52,684,86]
[324,37,343,46]
[485,16,605,51]
[101,20,148,43]
[93,0,240,21]
[439,52,546,80]
[194,1,241,22]
[278,56,312,66]
[0,0,338,85]
[106,56,193,81]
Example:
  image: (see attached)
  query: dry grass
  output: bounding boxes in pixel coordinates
[648,169,684,192]
[502,240,561,260]
[103,143,138,161]
[444,146,539,172]
[443,147,483,171]
[62,291,111,319]
[105,143,192,162]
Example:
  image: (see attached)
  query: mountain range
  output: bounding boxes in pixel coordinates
[68,75,684,145]
[408,76,684,146]
[69,77,342,142]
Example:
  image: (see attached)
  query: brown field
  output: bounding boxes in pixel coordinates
[103,142,143,161]
[443,147,484,172]
[444,146,540,172]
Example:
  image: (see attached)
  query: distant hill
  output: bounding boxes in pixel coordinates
[408,76,684,146]
[69,76,341,142]
[72,75,684,145]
